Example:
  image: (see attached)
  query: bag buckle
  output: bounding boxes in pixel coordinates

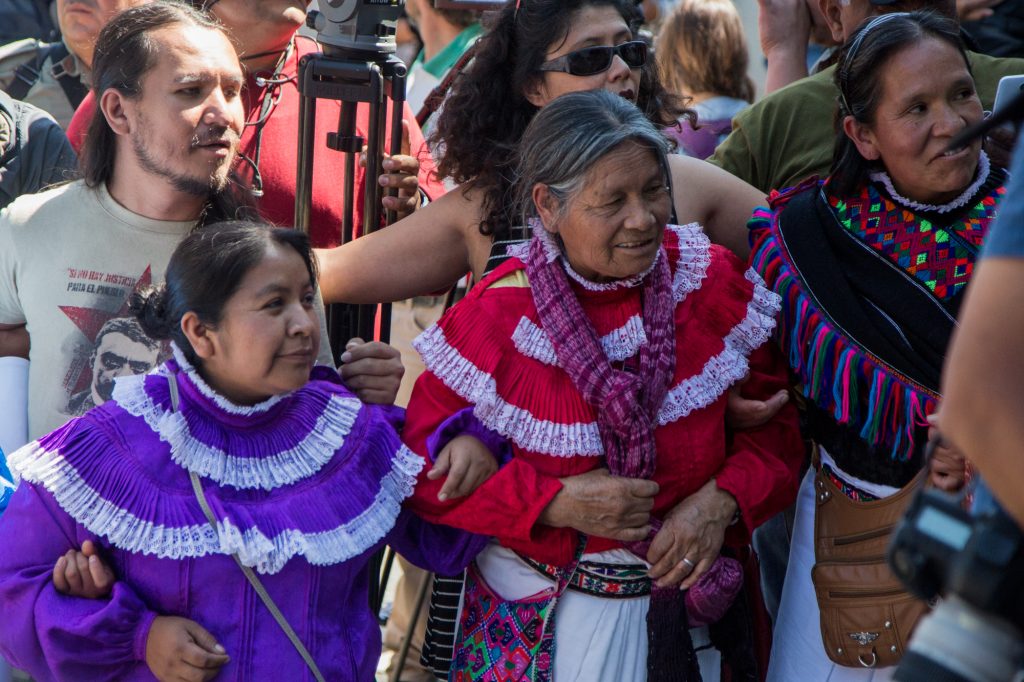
[858,651,878,668]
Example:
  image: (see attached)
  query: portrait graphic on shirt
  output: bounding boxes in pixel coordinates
[65,317,162,416]
[60,265,170,417]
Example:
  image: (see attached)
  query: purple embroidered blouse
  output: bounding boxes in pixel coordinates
[0,353,486,681]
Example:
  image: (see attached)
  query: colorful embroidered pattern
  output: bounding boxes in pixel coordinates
[828,182,1003,300]
[451,564,557,682]
[527,559,651,598]
[822,463,879,502]
[749,198,937,461]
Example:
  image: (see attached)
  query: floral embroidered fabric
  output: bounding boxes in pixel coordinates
[525,557,651,598]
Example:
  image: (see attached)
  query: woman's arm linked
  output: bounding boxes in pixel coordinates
[403,371,658,559]
[0,482,229,682]
[648,343,804,589]
[316,186,485,305]
[668,154,765,261]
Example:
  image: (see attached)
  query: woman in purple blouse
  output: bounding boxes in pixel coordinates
[0,221,491,681]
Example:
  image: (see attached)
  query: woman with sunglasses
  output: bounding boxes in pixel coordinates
[315,0,766,302]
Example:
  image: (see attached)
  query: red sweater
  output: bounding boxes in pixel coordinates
[66,36,446,248]
[404,224,804,566]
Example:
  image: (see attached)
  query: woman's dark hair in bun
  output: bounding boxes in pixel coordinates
[129,285,174,340]
[131,221,318,366]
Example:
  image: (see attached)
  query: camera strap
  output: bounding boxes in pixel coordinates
[169,372,328,682]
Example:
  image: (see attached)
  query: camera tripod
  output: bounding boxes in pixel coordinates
[293,42,409,358]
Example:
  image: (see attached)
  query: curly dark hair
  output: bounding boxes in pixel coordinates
[432,0,692,240]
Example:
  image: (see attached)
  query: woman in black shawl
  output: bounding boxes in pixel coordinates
[749,11,1007,680]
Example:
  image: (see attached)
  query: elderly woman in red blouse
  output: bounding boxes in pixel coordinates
[404,90,803,682]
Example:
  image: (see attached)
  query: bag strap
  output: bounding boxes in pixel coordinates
[7,45,48,102]
[8,43,87,108]
[167,374,327,682]
[46,43,87,109]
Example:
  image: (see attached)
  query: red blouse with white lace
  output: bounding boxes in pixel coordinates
[404,224,804,566]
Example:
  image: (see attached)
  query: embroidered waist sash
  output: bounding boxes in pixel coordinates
[525,557,652,598]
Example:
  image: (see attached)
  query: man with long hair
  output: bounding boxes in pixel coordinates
[66,0,446,248]
[0,2,249,441]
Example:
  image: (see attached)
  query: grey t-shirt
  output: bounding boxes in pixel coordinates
[0,181,194,439]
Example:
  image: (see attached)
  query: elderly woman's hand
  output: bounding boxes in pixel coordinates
[339,338,404,404]
[539,468,658,543]
[646,480,738,589]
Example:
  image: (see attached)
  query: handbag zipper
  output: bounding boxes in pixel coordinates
[828,586,906,599]
[831,526,895,546]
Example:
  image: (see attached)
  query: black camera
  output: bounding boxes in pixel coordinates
[306,0,405,59]
[888,485,1024,681]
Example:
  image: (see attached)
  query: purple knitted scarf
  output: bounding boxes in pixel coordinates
[526,231,701,681]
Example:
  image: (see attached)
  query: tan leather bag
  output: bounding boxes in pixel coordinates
[811,464,930,669]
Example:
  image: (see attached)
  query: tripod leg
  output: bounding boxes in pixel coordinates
[384,62,407,227]
[356,66,385,343]
[362,65,385,240]
[339,100,359,246]
[294,56,318,234]
[389,570,433,682]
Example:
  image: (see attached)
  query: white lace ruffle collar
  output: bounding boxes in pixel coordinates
[869,151,991,215]
[169,343,288,416]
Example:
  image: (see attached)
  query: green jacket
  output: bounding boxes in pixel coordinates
[708,51,1024,194]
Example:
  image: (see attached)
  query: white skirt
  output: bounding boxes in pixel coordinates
[476,542,721,682]
[767,469,895,682]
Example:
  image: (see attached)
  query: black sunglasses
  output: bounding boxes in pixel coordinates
[538,40,648,77]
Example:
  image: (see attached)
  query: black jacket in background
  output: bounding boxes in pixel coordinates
[964,0,1024,59]
[0,90,76,210]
